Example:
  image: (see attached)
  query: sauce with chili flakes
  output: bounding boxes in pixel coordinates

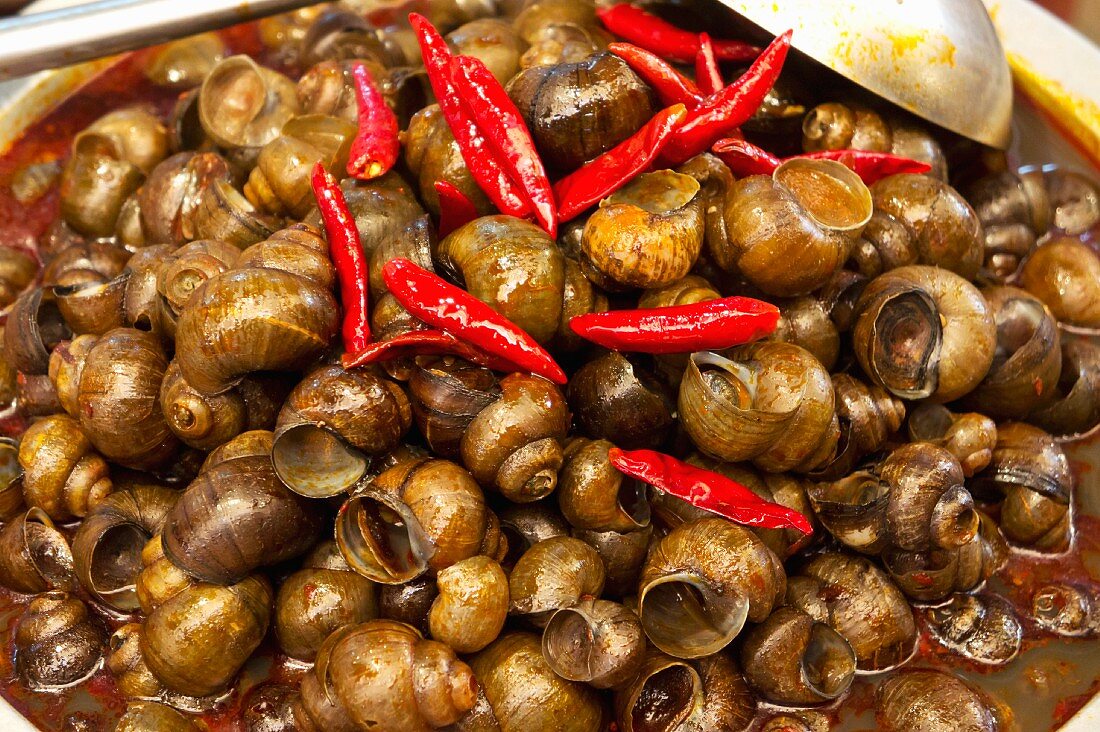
[0,19,1098,732]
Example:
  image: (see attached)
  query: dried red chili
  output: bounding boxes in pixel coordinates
[596,4,759,64]
[346,62,400,180]
[434,180,479,237]
[409,13,533,219]
[712,137,933,184]
[341,329,520,372]
[608,447,814,533]
[554,103,688,222]
[659,30,792,166]
[452,55,558,237]
[695,32,723,96]
[569,296,779,354]
[382,257,567,384]
[311,163,371,353]
[609,42,704,108]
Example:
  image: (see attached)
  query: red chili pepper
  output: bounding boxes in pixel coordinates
[569,296,779,354]
[311,164,371,353]
[451,55,558,238]
[711,136,782,177]
[596,4,760,64]
[346,62,400,180]
[608,447,814,534]
[695,33,723,96]
[712,137,933,184]
[434,180,479,237]
[554,104,688,222]
[609,43,704,108]
[409,13,532,219]
[341,329,520,372]
[382,258,567,384]
[659,30,792,166]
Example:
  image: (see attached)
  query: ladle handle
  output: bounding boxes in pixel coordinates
[0,0,317,80]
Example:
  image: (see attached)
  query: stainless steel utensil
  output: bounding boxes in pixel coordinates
[0,0,316,80]
[717,0,1013,149]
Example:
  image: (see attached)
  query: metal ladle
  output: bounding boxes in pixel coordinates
[0,0,1013,148]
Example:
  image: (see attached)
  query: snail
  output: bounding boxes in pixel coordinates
[557,437,651,533]
[14,591,105,690]
[568,351,676,450]
[48,328,178,470]
[507,51,656,172]
[145,32,226,89]
[0,508,77,594]
[162,454,325,584]
[572,525,652,599]
[466,632,605,732]
[715,158,872,296]
[853,265,996,402]
[786,552,916,671]
[907,403,998,477]
[679,343,839,473]
[428,555,509,653]
[801,102,947,179]
[1029,336,1100,438]
[275,541,379,662]
[198,55,299,158]
[542,598,645,689]
[509,535,606,626]
[337,457,489,583]
[4,287,72,375]
[638,517,785,658]
[1018,236,1100,330]
[613,649,756,732]
[923,593,1022,665]
[272,364,412,497]
[106,623,166,700]
[875,670,1004,732]
[294,619,478,732]
[579,170,705,290]
[18,414,112,522]
[142,575,273,698]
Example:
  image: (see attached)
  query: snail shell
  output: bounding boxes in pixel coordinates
[468,631,605,732]
[509,535,606,626]
[1030,336,1100,439]
[907,403,998,477]
[72,482,179,611]
[542,598,645,689]
[1031,584,1100,637]
[853,264,996,402]
[162,454,325,584]
[115,702,200,732]
[568,351,675,450]
[0,508,77,594]
[1019,236,1100,330]
[14,591,105,690]
[18,414,112,522]
[429,555,509,654]
[558,438,651,532]
[924,593,1022,665]
[718,158,872,296]
[4,287,71,375]
[409,359,501,458]
[638,517,785,658]
[740,606,856,705]
[786,552,916,671]
[337,458,488,583]
[613,649,756,732]
[875,670,1002,732]
[679,344,838,473]
[106,623,165,700]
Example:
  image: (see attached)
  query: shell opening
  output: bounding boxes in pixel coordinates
[638,572,749,658]
[543,606,600,682]
[618,479,651,528]
[801,623,856,699]
[24,511,76,591]
[630,663,698,732]
[774,158,873,233]
[930,485,980,549]
[272,423,368,498]
[89,524,148,609]
[869,289,942,399]
[336,494,430,583]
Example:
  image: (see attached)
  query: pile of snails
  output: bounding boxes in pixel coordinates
[0,0,1099,731]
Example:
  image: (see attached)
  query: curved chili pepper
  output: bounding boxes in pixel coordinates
[311,163,370,353]
[659,30,792,166]
[347,62,400,180]
[608,447,814,534]
[382,258,567,384]
[596,4,760,64]
[713,137,933,184]
[569,296,779,354]
[452,55,557,238]
[341,329,520,372]
[554,104,687,222]
[695,32,723,96]
[409,13,532,219]
[434,180,479,237]
[609,43,704,108]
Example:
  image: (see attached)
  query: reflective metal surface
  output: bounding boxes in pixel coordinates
[717,0,1014,149]
[0,0,316,80]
